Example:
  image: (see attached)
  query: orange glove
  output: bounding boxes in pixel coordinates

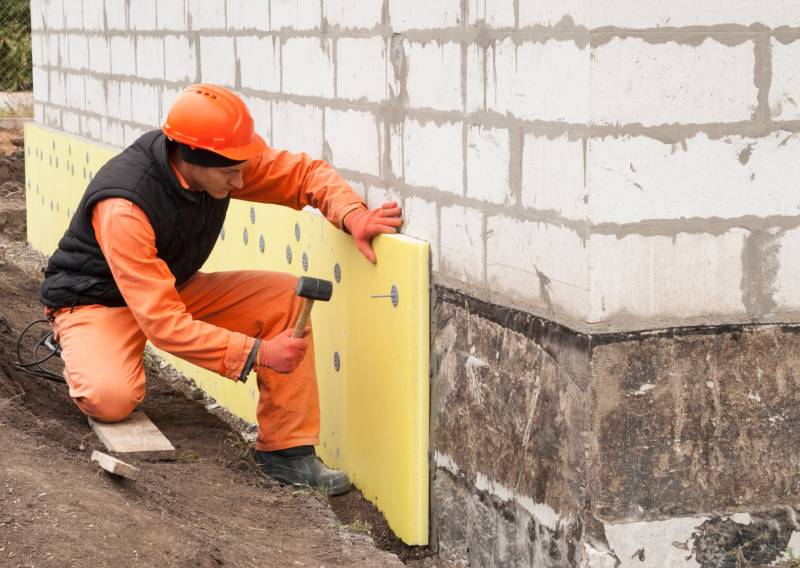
[342,202,403,264]
[258,328,309,374]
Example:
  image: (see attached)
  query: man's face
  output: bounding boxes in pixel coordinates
[185,161,248,199]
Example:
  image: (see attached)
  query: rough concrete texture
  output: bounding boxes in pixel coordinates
[432,290,590,566]
[590,324,800,522]
[432,288,800,567]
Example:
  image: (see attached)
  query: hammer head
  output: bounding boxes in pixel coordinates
[296,276,333,302]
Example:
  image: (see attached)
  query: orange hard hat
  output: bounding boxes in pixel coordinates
[162,84,266,161]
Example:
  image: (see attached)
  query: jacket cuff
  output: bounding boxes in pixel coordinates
[338,202,367,232]
[223,333,257,381]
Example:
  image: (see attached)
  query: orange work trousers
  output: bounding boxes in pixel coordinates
[51,270,320,452]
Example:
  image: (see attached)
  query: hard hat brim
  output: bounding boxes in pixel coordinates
[213,132,268,161]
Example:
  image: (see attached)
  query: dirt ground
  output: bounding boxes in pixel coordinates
[0,128,441,568]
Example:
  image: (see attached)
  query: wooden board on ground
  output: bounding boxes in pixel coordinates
[88,410,176,460]
[90,450,139,480]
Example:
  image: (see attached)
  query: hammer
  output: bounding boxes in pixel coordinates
[293,277,333,337]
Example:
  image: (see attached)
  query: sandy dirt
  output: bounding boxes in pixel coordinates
[0,128,441,568]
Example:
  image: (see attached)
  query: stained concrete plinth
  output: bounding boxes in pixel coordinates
[431,286,800,567]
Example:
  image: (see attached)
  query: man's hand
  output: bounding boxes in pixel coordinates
[258,328,309,374]
[343,202,403,264]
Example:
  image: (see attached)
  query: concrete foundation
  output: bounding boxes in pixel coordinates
[431,286,800,567]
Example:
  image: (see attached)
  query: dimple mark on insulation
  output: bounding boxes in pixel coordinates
[741,229,781,318]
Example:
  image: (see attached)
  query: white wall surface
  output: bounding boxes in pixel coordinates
[29,0,800,332]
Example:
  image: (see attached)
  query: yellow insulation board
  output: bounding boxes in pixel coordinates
[24,123,430,545]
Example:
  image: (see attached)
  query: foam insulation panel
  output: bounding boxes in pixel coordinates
[24,123,430,544]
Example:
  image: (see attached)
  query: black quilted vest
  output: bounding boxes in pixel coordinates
[40,130,229,309]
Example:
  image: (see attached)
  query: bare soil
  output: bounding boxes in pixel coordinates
[0,128,441,568]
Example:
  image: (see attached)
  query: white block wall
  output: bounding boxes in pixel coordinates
[29,0,800,332]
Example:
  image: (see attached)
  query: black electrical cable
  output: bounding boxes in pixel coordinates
[15,319,65,383]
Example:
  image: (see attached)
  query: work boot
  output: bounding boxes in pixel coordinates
[253,445,351,496]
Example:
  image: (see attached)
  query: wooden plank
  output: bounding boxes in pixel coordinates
[88,410,176,460]
[90,450,139,480]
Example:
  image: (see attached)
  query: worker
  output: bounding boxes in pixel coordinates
[39,84,403,496]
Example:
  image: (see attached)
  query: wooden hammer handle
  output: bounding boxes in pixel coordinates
[293,299,315,337]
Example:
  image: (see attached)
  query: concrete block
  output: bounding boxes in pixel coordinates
[440,205,484,284]
[85,75,107,116]
[58,33,69,66]
[157,0,187,30]
[324,0,383,30]
[105,0,127,30]
[487,216,589,320]
[237,36,279,92]
[106,80,132,121]
[34,103,44,124]
[129,0,157,30]
[32,68,48,103]
[591,38,757,126]
[591,1,800,28]
[46,0,65,29]
[487,38,590,123]
[325,109,380,176]
[345,180,367,201]
[388,122,403,180]
[66,74,85,110]
[130,82,160,126]
[519,0,589,27]
[88,35,111,74]
[82,0,105,30]
[272,101,323,156]
[405,41,462,111]
[366,185,401,210]
[403,118,462,195]
[282,38,334,98]
[465,44,484,113]
[199,36,235,86]
[64,1,83,29]
[271,0,321,30]
[62,110,80,134]
[588,132,800,224]
[588,230,747,326]
[227,0,269,30]
[46,33,59,66]
[188,0,225,30]
[101,117,124,147]
[164,35,197,83]
[48,71,66,106]
[522,133,586,220]
[124,124,146,146]
[242,95,270,143]
[135,36,164,79]
[110,35,136,76]
[82,115,101,141]
[67,34,89,70]
[31,34,43,67]
[31,0,45,31]
[467,126,511,205]
[468,0,514,27]
[403,196,439,270]
[389,0,460,31]
[336,37,387,102]
[775,227,800,311]
[45,106,61,128]
[160,85,181,124]
[770,39,800,122]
